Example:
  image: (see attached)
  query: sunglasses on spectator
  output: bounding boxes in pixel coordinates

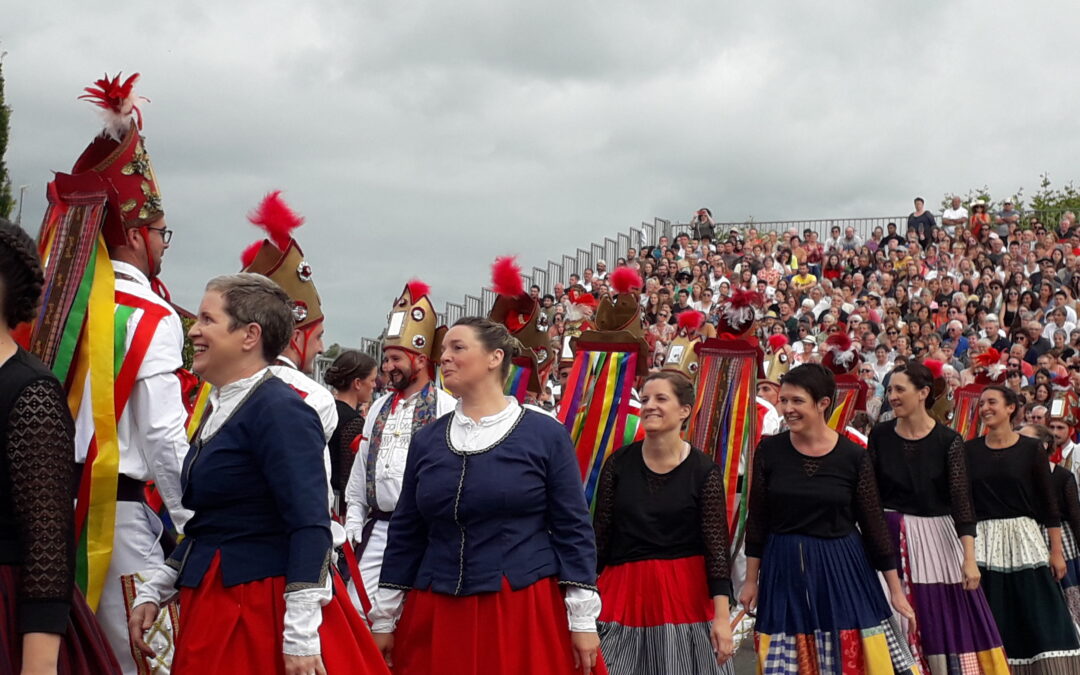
[887,330,898,336]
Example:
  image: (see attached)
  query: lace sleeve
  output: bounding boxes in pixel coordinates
[7,378,75,634]
[337,414,365,494]
[1061,473,1080,542]
[946,432,977,538]
[744,441,769,559]
[699,466,732,598]
[591,456,617,572]
[852,450,897,572]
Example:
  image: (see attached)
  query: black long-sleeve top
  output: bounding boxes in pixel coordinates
[329,399,363,492]
[867,420,977,538]
[592,442,731,598]
[965,435,1059,527]
[1051,464,1080,538]
[0,348,75,635]
[745,431,896,572]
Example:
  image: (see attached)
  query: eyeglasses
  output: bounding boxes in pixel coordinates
[887,330,898,336]
[145,225,173,245]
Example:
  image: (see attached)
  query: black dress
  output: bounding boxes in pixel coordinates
[0,347,119,673]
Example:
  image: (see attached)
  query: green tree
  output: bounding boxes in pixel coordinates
[0,53,12,220]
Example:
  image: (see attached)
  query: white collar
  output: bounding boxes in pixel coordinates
[204,367,271,438]
[453,396,520,428]
[112,260,150,287]
[276,355,299,370]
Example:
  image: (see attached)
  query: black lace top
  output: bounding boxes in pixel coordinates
[966,435,1059,527]
[329,400,363,492]
[593,442,731,598]
[1052,465,1080,539]
[0,348,75,634]
[745,431,896,571]
[867,420,977,538]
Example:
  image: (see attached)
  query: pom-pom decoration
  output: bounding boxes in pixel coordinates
[407,278,431,300]
[721,289,763,328]
[974,348,1002,370]
[677,310,705,334]
[923,359,945,379]
[491,256,525,298]
[825,332,857,369]
[79,72,148,141]
[610,267,643,295]
[768,334,789,352]
[247,190,304,253]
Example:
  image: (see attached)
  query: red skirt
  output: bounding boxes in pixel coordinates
[0,564,121,674]
[598,555,714,626]
[393,577,608,675]
[173,554,389,674]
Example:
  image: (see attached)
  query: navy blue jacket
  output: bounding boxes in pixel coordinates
[379,408,598,596]
[170,376,331,590]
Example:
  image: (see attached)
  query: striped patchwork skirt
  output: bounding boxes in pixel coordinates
[754,531,922,674]
[597,555,734,675]
[883,512,1009,674]
[977,517,1080,674]
[1044,522,1080,628]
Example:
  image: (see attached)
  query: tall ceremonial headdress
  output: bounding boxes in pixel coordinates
[19,73,171,609]
[240,191,324,352]
[559,288,598,365]
[951,349,1005,440]
[662,311,705,382]
[822,332,868,432]
[559,267,648,510]
[383,279,445,365]
[764,334,792,384]
[924,359,954,427]
[686,290,763,550]
[489,256,555,402]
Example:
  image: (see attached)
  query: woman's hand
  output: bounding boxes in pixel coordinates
[710,618,734,664]
[962,557,982,591]
[1051,549,1067,581]
[570,631,600,674]
[372,632,394,668]
[889,589,917,634]
[283,654,326,675]
[737,579,758,614]
[127,602,160,657]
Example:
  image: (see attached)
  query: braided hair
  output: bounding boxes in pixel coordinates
[0,218,44,329]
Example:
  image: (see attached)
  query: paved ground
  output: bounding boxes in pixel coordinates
[732,646,756,672]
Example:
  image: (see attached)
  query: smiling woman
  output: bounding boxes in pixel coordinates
[128,274,389,675]
[742,363,921,673]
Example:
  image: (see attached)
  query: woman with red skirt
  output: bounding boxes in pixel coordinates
[592,371,734,674]
[128,273,388,675]
[370,317,605,675]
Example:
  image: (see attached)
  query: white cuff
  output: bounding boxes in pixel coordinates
[368,587,405,633]
[132,563,180,609]
[344,505,365,545]
[283,580,332,656]
[564,587,601,633]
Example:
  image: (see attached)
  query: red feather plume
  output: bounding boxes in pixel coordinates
[407,278,431,300]
[568,291,597,309]
[610,267,642,295]
[825,332,853,352]
[974,348,1002,369]
[491,256,525,298]
[247,190,304,252]
[678,311,705,333]
[923,359,944,379]
[729,289,764,309]
[1054,373,1071,387]
[79,72,145,128]
[768,334,789,351]
[240,241,262,268]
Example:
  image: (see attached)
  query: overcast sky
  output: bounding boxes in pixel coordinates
[4,1,1079,343]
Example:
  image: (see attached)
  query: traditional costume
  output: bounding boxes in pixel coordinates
[763,334,791,385]
[488,256,556,404]
[559,268,649,509]
[868,361,1008,674]
[239,191,340,537]
[132,371,388,674]
[372,398,606,675]
[966,432,1080,673]
[342,281,455,616]
[950,350,1005,441]
[821,332,870,447]
[25,73,191,674]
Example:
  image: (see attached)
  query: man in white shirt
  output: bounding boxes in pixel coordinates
[941,196,969,238]
[344,282,456,616]
[1043,306,1076,343]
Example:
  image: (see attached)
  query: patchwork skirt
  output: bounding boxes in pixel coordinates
[597,555,734,674]
[754,531,922,674]
[977,516,1080,674]
[1044,521,1080,628]
[883,512,1009,674]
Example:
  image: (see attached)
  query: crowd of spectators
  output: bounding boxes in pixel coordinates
[536,199,1080,424]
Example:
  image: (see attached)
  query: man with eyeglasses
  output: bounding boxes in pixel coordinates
[30,72,192,673]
